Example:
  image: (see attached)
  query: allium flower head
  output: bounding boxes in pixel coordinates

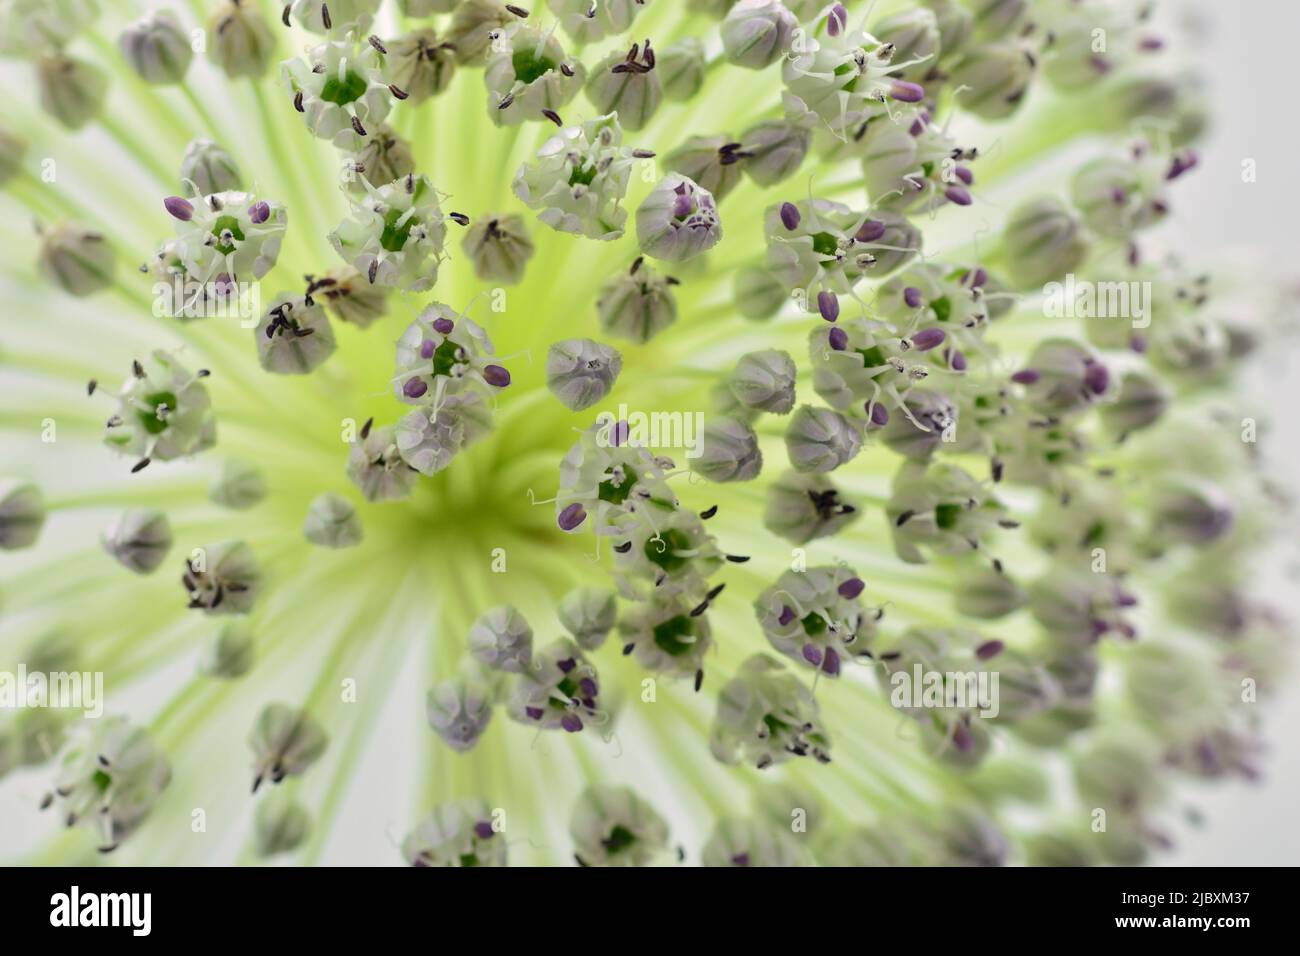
[468,605,534,672]
[692,416,763,484]
[711,654,831,769]
[513,112,642,241]
[546,337,622,411]
[394,303,500,403]
[570,784,670,867]
[347,422,419,502]
[484,20,584,125]
[507,638,603,733]
[45,718,170,853]
[402,799,506,866]
[596,257,678,342]
[330,173,454,291]
[102,351,216,469]
[461,213,535,283]
[427,675,494,752]
[283,38,392,149]
[160,188,287,285]
[763,470,860,544]
[755,565,874,676]
[255,293,338,375]
[183,540,262,615]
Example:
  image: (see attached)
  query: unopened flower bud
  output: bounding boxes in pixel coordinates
[119,10,193,85]
[469,605,533,672]
[207,459,265,511]
[733,264,787,320]
[879,390,956,460]
[730,349,796,414]
[954,568,1025,619]
[461,213,534,284]
[200,622,255,679]
[586,42,662,130]
[348,423,418,502]
[546,338,622,411]
[949,42,1035,121]
[785,405,861,473]
[692,417,763,483]
[180,139,241,195]
[303,492,363,548]
[0,481,45,551]
[570,784,670,867]
[254,791,310,857]
[385,29,456,105]
[249,703,328,791]
[870,7,940,79]
[722,0,797,70]
[550,0,645,44]
[102,509,172,574]
[38,223,115,297]
[636,174,722,262]
[597,259,678,342]
[764,471,859,544]
[1002,196,1088,289]
[1100,371,1169,438]
[447,1,515,65]
[664,135,746,201]
[427,675,494,752]
[184,540,261,615]
[558,587,618,651]
[395,393,492,475]
[656,37,705,101]
[1017,338,1110,415]
[37,53,108,129]
[209,0,277,78]
[344,126,416,196]
[315,266,390,327]
[738,119,811,187]
[256,294,337,375]
[1150,479,1235,546]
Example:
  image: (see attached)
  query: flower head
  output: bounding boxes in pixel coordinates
[330,173,454,291]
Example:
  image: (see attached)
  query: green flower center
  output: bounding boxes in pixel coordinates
[320,70,368,106]
[812,231,840,258]
[598,466,637,505]
[652,614,696,656]
[211,215,245,256]
[512,49,556,85]
[138,390,177,434]
[381,207,417,253]
[644,528,692,573]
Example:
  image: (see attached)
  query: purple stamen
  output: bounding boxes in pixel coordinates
[952,721,973,752]
[821,647,841,676]
[868,402,889,427]
[1010,369,1039,385]
[903,286,923,308]
[558,503,587,531]
[779,201,800,231]
[955,166,974,185]
[483,364,511,387]
[838,577,865,599]
[855,219,886,243]
[403,377,428,399]
[164,196,194,221]
[974,639,1004,661]
[817,290,840,322]
[948,349,968,371]
[945,185,972,206]
[474,821,495,839]
[889,80,925,103]
[432,317,454,334]
[561,713,584,733]
[802,643,823,666]
[778,605,796,627]
[910,327,946,351]
[1083,360,1109,395]
[248,201,270,224]
[827,3,847,36]
[419,339,436,359]
[828,327,848,351]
